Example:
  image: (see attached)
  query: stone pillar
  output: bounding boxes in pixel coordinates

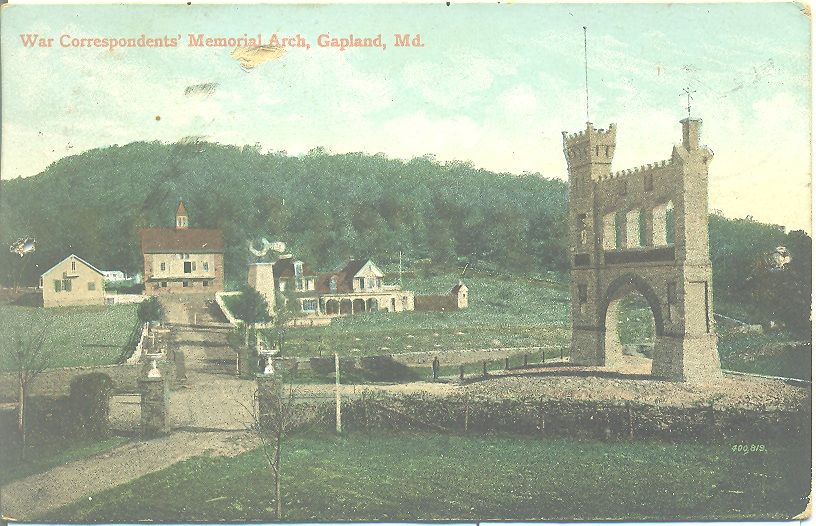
[256,369,282,430]
[139,376,169,438]
[247,262,276,317]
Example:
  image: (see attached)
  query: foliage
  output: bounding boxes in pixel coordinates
[137,297,163,323]
[43,432,810,521]
[231,287,271,326]
[0,305,140,371]
[0,141,809,335]
[68,373,115,438]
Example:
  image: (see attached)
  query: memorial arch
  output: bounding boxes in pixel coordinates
[564,117,721,381]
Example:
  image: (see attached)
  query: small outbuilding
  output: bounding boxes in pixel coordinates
[40,254,106,308]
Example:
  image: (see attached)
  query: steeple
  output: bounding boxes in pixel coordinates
[175,201,189,230]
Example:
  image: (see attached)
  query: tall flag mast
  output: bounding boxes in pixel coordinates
[583,26,590,123]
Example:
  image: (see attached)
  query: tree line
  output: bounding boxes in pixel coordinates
[0,140,809,335]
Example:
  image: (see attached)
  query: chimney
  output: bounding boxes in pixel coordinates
[680,118,702,151]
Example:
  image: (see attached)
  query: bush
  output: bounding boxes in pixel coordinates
[68,373,114,438]
[360,355,418,382]
[138,297,163,323]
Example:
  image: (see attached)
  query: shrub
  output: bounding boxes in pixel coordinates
[68,373,114,438]
[138,297,163,323]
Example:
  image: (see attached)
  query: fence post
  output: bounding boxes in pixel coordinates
[464,394,470,433]
[362,390,368,432]
[335,352,342,434]
[504,357,510,370]
[542,349,546,364]
[482,361,488,378]
[627,402,634,439]
[459,365,465,382]
[524,353,528,367]
[539,397,545,439]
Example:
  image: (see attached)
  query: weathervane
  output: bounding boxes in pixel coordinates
[680,86,696,119]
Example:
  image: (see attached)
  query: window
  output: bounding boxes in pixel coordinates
[296,279,304,291]
[191,262,197,272]
[161,281,168,288]
[615,212,625,249]
[578,284,588,304]
[54,280,62,292]
[88,282,96,291]
[294,261,303,277]
[71,260,76,271]
[203,280,210,287]
[182,280,189,287]
[329,277,337,293]
[160,262,166,271]
[367,278,377,289]
[306,278,315,291]
[620,180,628,196]
[203,262,209,272]
[62,279,72,292]
[184,261,192,273]
[279,280,287,292]
[302,299,317,312]
[357,277,365,290]
[576,213,588,246]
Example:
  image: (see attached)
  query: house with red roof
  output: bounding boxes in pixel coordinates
[139,201,224,295]
[263,256,415,316]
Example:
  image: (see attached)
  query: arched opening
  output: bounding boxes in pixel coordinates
[352,298,366,314]
[651,201,675,247]
[366,298,379,312]
[605,291,656,365]
[339,299,352,315]
[602,275,663,368]
[326,299,340,315]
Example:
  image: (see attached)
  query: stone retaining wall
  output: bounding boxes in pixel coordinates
[0,361,177,403]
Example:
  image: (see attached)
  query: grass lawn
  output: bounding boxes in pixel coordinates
[43,431,810,522]
[0,435,129,486]
[718,332,811,380]
[0,304,140,371]
[257,271,571,358]
[225,270,808,381]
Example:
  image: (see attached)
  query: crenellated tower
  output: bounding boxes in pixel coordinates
[563,117,721,382]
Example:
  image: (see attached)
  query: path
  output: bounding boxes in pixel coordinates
[1,295,254,520]
[1,294,456,521]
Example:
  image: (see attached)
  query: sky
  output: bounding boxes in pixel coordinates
[1,3,811,231]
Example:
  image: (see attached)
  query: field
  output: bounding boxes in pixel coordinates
[222,270,810,381]
[0,304,140,371]
[254,271,571,358]
[43,431,810,522]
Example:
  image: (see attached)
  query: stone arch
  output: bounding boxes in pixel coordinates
[326,299,339,315]
[339,299,352,315]
[352,298,366,314]
[600,274,664,368]
[600,274,664,336]
[366,298,379,312]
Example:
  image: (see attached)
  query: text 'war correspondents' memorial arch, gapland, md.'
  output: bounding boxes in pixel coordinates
[565,117,722,382]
